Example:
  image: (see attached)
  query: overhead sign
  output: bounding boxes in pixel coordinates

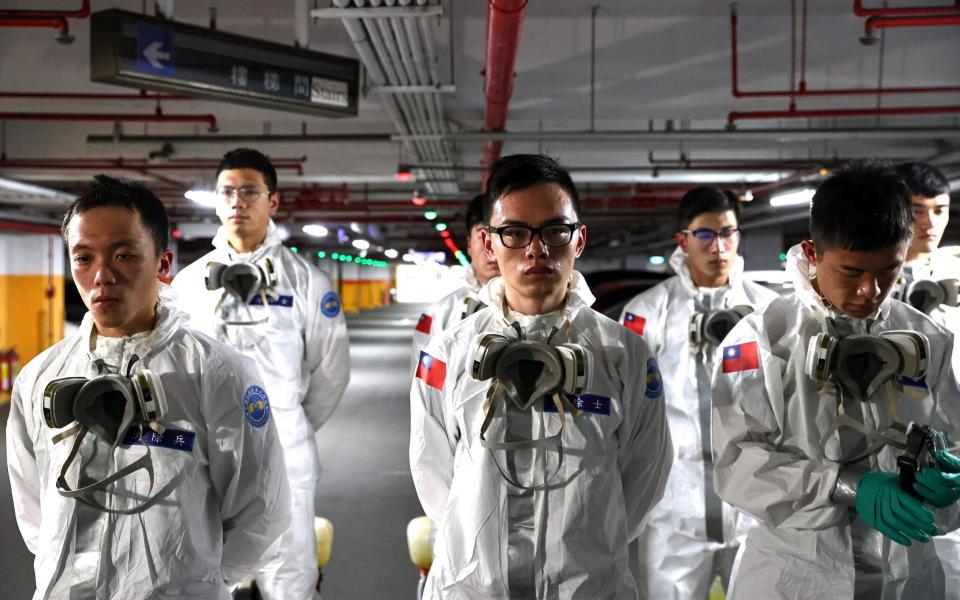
[90,9,359,118]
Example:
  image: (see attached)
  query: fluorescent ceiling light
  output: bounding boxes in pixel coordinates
[384,248,399,259]
[184,189,218,207]
[302,224,329,237]
[769,188,815,208]
[352,239,370,250]
[349,222,363,233]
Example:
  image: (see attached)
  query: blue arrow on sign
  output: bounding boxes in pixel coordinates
[136,24,174,75]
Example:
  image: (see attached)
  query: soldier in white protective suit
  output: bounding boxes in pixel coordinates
[895,161,960,598]
[409,154,673,599]
[712,162,960,600]
[620,187,777,600]
[7,176,290,600]
[411,194,500,370]
[172,149,350,600]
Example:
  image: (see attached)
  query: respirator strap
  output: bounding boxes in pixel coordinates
[51,423,83,445]
[480,388,566,490]
[817,398,908,464]
[216,289,270,326]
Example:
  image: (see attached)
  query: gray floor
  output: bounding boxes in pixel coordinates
[0,303,429,600]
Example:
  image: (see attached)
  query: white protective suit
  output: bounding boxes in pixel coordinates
[409,272,673,599]
[712,244,960,600]
[411,268,484,372]
[6,288,291,600]
[903,251,960,600]
[172,220,350,600]
[619,247,777,599]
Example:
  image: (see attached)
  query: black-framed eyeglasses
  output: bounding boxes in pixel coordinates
[681,227,741,245]
[487,222,580,249]
[215,185,269,202]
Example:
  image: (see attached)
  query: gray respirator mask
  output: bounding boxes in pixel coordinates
[894,277,960,315]
[689,305,754,348]
[468,323,592,488]
[805,330,929,401]
[205,258,278,325]
[43,370,173,514]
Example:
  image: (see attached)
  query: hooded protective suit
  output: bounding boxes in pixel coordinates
[903,251,960,600]
[712,244,960,600]
[172,220,349,599]
[619,247,777,599]
[409,272,673,599]
[411,268,484,372]
[6,288,291,600]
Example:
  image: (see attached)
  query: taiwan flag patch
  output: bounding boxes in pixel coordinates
[623,312,646,335]
[415,314,433,334]
[416,351,446,390]
[722,341,760,373]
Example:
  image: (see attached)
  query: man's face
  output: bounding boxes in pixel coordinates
[908,193,950,258]
[467,223,500,285]
[67,206,172,337]
[214,168,279,242]
[802,240,907,319]
[674,210,740,286]
[482,183,585,306]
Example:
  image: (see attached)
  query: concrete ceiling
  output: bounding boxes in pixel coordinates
[0,0,958,259]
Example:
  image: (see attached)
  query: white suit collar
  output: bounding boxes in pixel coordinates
[79,283,189,365]
[668,245,744,298]
[212,219,283,260]
[478,270,595,329]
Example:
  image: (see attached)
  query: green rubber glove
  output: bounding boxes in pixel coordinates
[856,472,938,546]
[937,449,960,474]
[913,450,960,508]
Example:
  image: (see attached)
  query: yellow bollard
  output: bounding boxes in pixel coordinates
[709,575,726,600]
[406,516,434,571]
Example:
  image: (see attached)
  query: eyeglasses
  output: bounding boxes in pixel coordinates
[681,227,741,246]
[215,186,269,202]
[487,223,580,249]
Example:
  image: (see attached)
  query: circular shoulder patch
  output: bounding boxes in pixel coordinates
[644,357,663,399]
[243,385,270,428]
[321,291,341,318]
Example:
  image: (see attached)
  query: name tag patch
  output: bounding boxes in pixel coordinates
[249,294,294,307]
[543,393,612,416]
[123,427,195,452]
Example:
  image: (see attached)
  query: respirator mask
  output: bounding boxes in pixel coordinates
[468,322,593,488]
[689,305,754,348]
[43,369,173,514]
[205,258,278,325]
[894,277,960,315]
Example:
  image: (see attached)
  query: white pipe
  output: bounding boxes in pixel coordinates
[295,0,309,47]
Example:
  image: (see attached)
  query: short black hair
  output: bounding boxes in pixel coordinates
[810,160,914,254]
[62,175,170,255]
[484,154,581,224]
[216,147,278,193]
[677,186,740,230]
[895,161,950,199]
[465,193,486,236]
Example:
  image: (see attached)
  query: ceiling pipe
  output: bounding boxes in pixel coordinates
[87,132,392,144]
[0,219,62,234]
[863,13,960,41]
[0,0,91,19]
[730,3,960,97]
[728,104,960,125]
[853,0,960,17]
[0,159,304,174]
[0,111,218,131]
[481,0,528,186]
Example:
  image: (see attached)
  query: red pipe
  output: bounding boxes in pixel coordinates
[0,112,218,131]
[481,0,528,187]
[0,219,61,235]
[0,0,91,19]
[0,91,192,101]
[853,0,960,17]
[0,159,303,174]
[865,14,960,36]
[731,5,960,97]
[728,104,960,125]
[0,16,68,34]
